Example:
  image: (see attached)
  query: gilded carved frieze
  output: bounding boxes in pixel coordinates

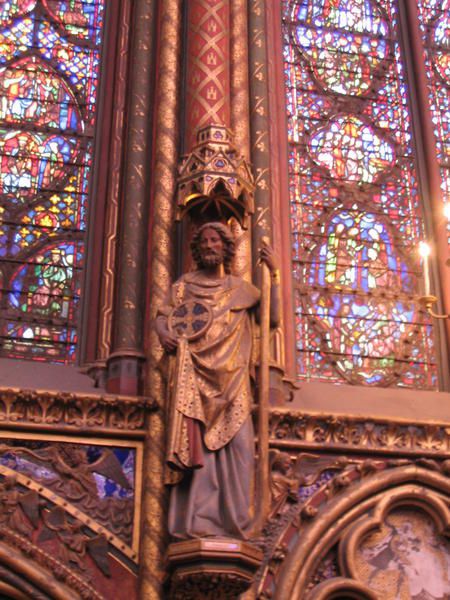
[0,387,151,435]
[270,408,450,457]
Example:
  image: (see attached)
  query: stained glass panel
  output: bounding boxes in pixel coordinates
[0,0,105,363]
[43,0,104,43]
[417,0,450,244]
[284,0,437,388]
[0,1,36,24]
[0,18,34,62]
[289,0,389,96]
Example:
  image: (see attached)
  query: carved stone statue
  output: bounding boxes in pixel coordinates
[156,221,280,539]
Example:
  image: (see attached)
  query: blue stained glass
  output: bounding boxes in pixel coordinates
[38,21,100,103]
[0,0,105,364]
[0,17,34,63]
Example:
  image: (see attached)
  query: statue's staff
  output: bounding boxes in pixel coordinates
[254,237,279,531]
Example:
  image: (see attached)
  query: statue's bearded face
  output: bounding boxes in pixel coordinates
[199,227,224,267]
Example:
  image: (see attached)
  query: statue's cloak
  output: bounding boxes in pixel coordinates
[160,271,260,474]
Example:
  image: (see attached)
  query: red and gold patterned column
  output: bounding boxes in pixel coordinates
[186,0,231,148]
[179,0,254,277]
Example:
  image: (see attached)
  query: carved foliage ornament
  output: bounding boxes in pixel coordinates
[269,409,450,457]
[0,387,150,434]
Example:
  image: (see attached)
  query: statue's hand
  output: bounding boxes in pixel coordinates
[259,240,280,274]
[155,316,179,352]
[159,329,179,352]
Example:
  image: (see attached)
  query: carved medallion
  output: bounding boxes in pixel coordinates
[168,299,212,340]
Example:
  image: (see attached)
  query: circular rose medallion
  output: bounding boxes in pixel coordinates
[168,300,212,340]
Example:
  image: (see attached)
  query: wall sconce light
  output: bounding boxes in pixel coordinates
[418,241,448,319]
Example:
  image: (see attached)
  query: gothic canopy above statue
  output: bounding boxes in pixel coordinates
[176,124,255,227]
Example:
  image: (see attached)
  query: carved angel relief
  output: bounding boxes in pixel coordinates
[269,451,301,516]
[0,473,38,537]
[0,442,134,544]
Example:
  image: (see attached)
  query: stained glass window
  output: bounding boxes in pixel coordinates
[284,0,438,387]
[417,0,450,243]
[0,1,105,363]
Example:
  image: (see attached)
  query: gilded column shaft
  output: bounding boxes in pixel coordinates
[96,0,132,361]
[186,0,231,149]
[231,0,250,158]
[231,0,252,281]
[111,0,156,356]
[248,0,287,372]
[249,0,273,285]
[139,0,183,597]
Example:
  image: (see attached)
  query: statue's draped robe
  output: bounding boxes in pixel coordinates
[160,271,260,539]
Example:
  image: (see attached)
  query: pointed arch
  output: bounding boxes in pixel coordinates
[274,465,450,599]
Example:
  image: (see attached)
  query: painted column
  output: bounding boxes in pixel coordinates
[81,0,132,385]
[265,0,297,377]
[186,0,231,149]
[248,0,272,527]
[182,0,254,278]
[231,0,252,281]
[249,0,273,283]
[105,0,157,395]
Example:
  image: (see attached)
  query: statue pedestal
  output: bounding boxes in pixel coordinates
[167,538,263,599]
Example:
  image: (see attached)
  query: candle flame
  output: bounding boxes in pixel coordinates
[419,241,431,258]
